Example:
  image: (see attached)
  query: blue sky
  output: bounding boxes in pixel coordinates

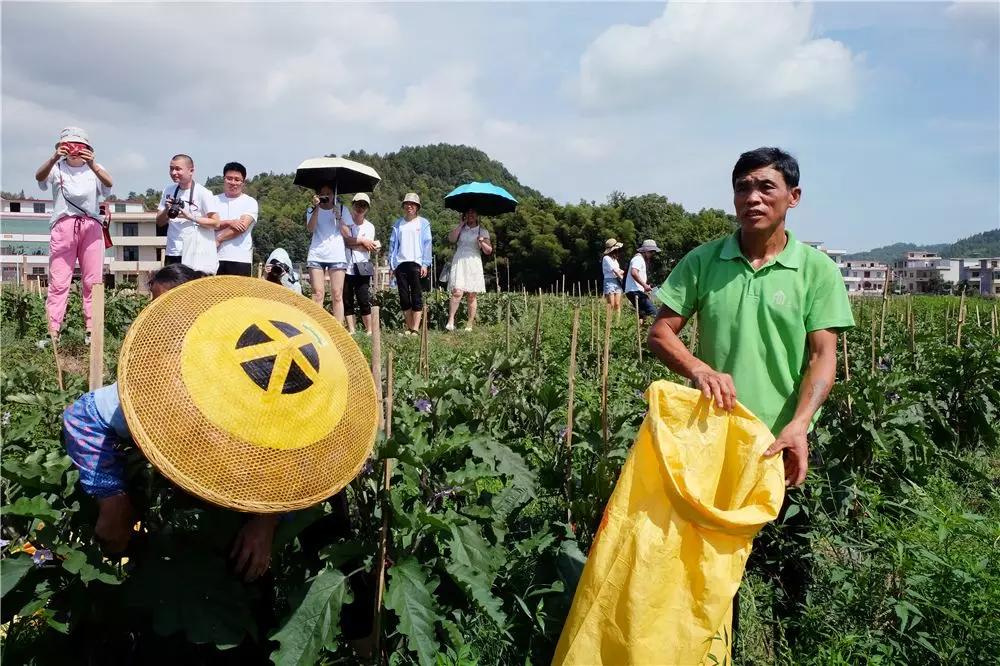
[2,1,996,251]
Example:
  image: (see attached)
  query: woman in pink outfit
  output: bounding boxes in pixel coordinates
[34,127,113,340]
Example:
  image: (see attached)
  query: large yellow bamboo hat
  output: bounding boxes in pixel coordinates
[117,276,378,513]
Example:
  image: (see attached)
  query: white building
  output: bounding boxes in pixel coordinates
[841,260,889,294]
[1,197,166,285]
[894,251,951,294]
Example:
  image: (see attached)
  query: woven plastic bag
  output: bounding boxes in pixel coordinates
[553,380,785,666]
[180,224,219,274]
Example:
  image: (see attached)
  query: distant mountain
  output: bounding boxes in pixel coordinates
[847,229,1000,263]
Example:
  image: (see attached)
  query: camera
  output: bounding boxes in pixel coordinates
[317,196,330,204]
[265,260,287,285]
[166,197,185,219]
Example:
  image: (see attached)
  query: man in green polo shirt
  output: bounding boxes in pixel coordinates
[648,146,854,642]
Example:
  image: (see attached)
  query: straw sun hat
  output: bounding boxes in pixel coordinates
[603,238,624,254]
[117,276,378,512]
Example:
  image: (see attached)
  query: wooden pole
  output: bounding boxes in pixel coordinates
[975,304,981,327]
[531,297,543,361]
[505,260,510,294]
[634,296,643,363]
[600,304,612,455]
[687,313,698,353]
[88,284,105,391]
[992,304,998,337]
[908,295,915,356]
[373,359,395,663]
[420,304,430,378]
[841,332,852,415]
[50,333,64,391]
[870,309,877,373]
[878,268,890,349]
[385,350,394,438]
[565,307,580,524]
[505,301,511,353]
[955,289,966,348]
[371,306,383,432]
[495,258,501,293]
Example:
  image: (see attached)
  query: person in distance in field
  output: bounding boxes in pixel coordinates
[601,238,626,315]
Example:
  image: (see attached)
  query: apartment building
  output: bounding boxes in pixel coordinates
[1,197,166,285]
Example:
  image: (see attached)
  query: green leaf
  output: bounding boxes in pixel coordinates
[1,554,35,597]
[385,556,443,666]
[2,495,61,521]
[124,550,257,648]
[270,568,350,666]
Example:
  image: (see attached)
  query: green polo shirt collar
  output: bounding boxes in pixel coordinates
[719,229,803,270]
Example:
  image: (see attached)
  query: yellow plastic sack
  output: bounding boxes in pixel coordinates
[553,380,785,666]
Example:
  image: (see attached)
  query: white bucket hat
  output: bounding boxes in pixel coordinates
[352,193,371,206]
[637,239,661,253]
[56,126,90,147]
[402,192,421,208]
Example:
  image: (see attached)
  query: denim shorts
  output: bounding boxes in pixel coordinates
[307,261,348,271]
[603,277,623,295]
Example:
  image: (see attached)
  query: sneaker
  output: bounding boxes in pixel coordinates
[463,327,473,332]
[84,333,92,345]
[445,323,455,331]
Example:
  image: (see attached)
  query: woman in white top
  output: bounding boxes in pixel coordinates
[445,208,493,331]
[341,193,379,335]
[601,238,625,315]
[34,127,113,341]
[306,184,350,322]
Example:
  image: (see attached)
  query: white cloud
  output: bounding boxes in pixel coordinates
[945,0,1000,56]
[574,1,862,113]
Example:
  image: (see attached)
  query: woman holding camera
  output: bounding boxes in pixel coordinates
[444,208,492,331]
[306,184,351,321]
[341,193,378,335]
[34,127,113,342]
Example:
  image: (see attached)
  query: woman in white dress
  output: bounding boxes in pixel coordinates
[445,208,492,331]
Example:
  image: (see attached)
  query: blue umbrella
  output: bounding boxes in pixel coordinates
[444,182,518,216]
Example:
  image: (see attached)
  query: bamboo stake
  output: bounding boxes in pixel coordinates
[531,297,543,361]
[955,289,966,348]
[600,304,612,454]
[88,284,105,391]
[634,296,643,363]
[878,267,890,349]
[870,309,877,373]
[505,301,511,353]
[992,304,998,337]
[494,258,501,293]
[841,332,852,415]
[421,304,430,378]
[975,304,981,327]
[385,350,394,438]
[908,295,915,356]
[371,306,383,432]
[687,313,698,353]
[590,302,597,357]
[50,333,64,391]
[505,261,510,294]
[565,307,580,524]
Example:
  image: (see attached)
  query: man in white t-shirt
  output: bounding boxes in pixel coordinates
[211,162,259,276]
[156,154,218,267]
[624,239,661,320]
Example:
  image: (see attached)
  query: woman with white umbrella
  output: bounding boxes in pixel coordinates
[306,184,351,321]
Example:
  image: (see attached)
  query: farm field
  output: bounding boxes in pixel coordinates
[1,284,998,665]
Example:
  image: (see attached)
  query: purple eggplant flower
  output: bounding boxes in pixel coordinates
[557,427,568,442]
[32,549,53,566]
[490,384,500,397]
[413,398,432,414]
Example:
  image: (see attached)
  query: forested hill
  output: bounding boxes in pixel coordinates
[845,229,1000,263]
[123,143,735,289]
